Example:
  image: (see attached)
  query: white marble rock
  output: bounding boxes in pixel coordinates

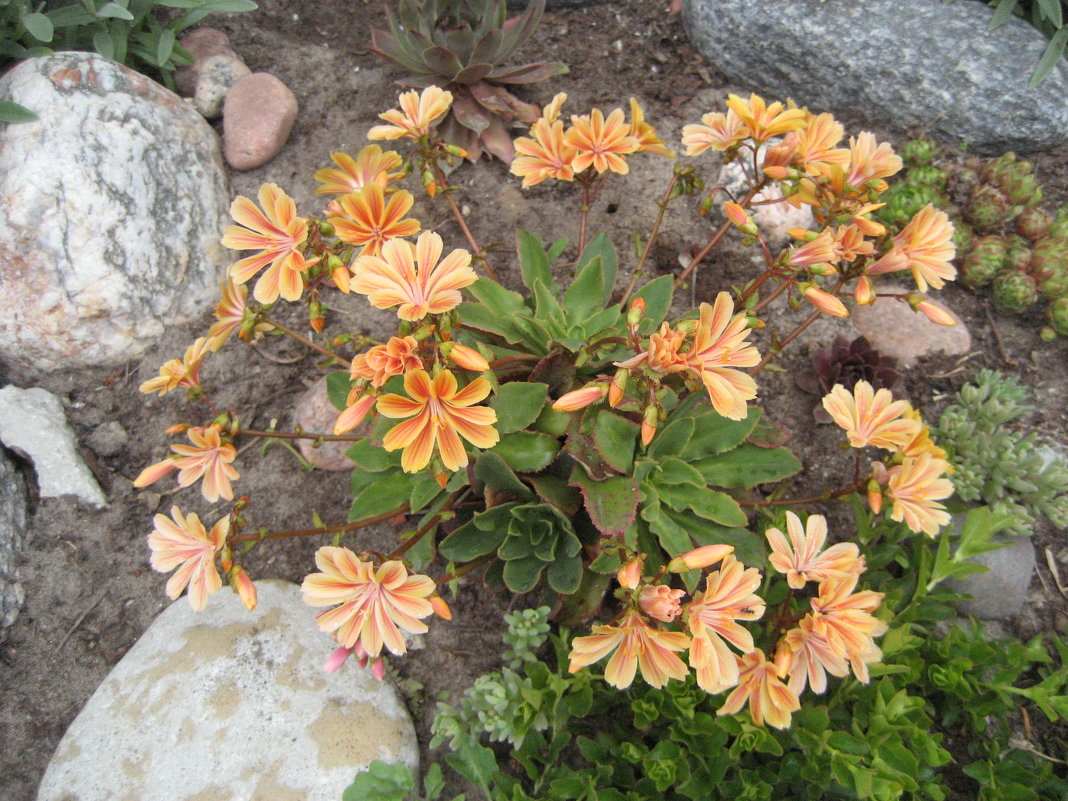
[0,52,231,380]
[37,580,419,801]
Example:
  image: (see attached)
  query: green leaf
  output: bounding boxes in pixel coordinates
[0,101,38,123]
[680,519,763,566]
[694,444,802,488]
[647,417,695,460]
[97,2,136,19]
[571,468,638,534]
[657,483,748,527]
[326,370,353,410]
[493,431,560,473]
[1028,24,1068,88]
[681,406,762,457]
[632,275,673,331]
[642,499,693,560]
[649,456,705,487]
[423,763,445,801]
[576,232,617,305]
[342,760,414,801]
[22,12,54,42]
[409,472,442,513]
[155,28,175,65]
[474,451,532,499]
[529,475,581,513]
[1037,0,1063,25]
[545,552,582,594]
[349,471,413,520]
[93,28,115,60]
[988,0,1019,29]
[562,254,604,322]
[593,410,639,473]
[517,229,554,297]
[489,382,548,434]
[503,556,545,593]
[346,438,401,472]
[438,506,514,561]
[445,742,498,795]
[531,278,566,328]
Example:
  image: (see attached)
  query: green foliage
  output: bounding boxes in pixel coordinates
[980,0,1068,87]
[0,0,258,120]
[935,369,1068,533]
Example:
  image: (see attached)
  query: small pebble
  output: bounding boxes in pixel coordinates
[222,73,299,170]
[173,28,237,96]
[851,284,971,367]
[291,378,359,471]
[193,55,251,119]
[86,421,128,458]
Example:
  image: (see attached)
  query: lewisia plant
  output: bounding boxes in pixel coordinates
[135,87,961,728]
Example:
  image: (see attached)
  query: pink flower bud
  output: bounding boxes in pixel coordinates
[371,657,386,681]
[430,595,452,620]
[916,300,956,326]
[667,543,734,572]
[448,343,491,372]
[802,285,850,318]
[638,584,685,622]
[617,556,644,589]
[552,384,606,412]
[133,457,177,488]
[324,645,353,673]
[854,275,875,306]
[724,201,748,227]
[763,165,790,180]
[233,568,257,611]
[334,393,376,434]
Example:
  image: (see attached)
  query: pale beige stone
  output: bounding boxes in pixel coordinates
[223,73,298,170]
[292,377,360,471]
[851,284,971,366]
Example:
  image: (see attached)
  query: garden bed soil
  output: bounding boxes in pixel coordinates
[2,2,1067,800]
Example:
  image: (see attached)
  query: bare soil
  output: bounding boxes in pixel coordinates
[2,2,1067,800]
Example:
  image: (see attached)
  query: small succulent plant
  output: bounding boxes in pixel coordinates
[899,137,938,167]
[1048,296,1068,337]
[369,0,568,162]
[935,370,1068,535]
[1016,207,1052,241]
[795,336,901,423]
[991,270,1039,314]
[960,235,1005,289]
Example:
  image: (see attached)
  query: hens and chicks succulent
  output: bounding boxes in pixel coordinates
[879,140,1068,338]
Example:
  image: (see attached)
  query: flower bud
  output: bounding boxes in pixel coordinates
[445,144,468,159]
[608,368,628,408]
[667,543,734,572]
[867,479,883,515]
[914,299,956,326]
[309,301,326,333]
[801,285,850,318]
[640,405,658,446]
[220,546,234,574]
[164,422,191,435]
[232,567,257,611]
[429,594,453,620]
[724,201,748,227]
[334,393,376,434]
[854,275,875,306]
[617,556,643,590]
[638,584,685,622]
[762,165,792,180]
[371,657,386,681]
[626,298,646,327]
[324,645,352,673]
[445,343,490,372]
[552,384,606,412]
[318,221,335,237]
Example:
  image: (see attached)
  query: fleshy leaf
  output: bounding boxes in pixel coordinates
[474,451,533,499]
[490,382,549,434]
[681,406,763,457]
[349,471,415,520]
[593,410,639,473]
[494,431,560,473]
[546,553,583,594]
[657,483,748,527]
[694,444,803,489]
[503,556,545,593]
[571,467,638,535]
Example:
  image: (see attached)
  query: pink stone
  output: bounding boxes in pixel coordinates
[851,284,971,366]
[174,28,237,96]
[222,73,298,170]
[291,378,360,471]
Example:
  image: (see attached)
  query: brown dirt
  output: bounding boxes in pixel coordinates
[2,2,1067,800]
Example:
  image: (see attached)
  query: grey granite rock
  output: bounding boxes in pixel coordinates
[193,54,251,119]
[0,448,29,630]
[682,0,1068,153]
[0,386,106,508]
[946,534,1036,620]
[37,580,419,801]
[0,52,231,380]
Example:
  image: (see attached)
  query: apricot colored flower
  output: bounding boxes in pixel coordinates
[134,424,239,503]
[351,335,422,387]
[717,648,800,729]
[351,231,476,320]
[809,575,887,682]
[822,381,922,451]
[378,369,498,472]
[683,293,762,421]
[628,98,674,158]
[885,453,954,536]
[615,322,689,374]
[139,337,209,395]
[568,610,690,689]
[302,547,436,657]
[897,409,949,462]
[314,146,404,195]
[564,108,640,175]
[685,555,765,694]
[766,512,862,590]
[334,392,377,435]
[148,506,228,611]
[512,116,577,187]
[222,183,312,304]
[725,93,806,142]
[868,205,956,292]
[774,614,849,695]
[793,112,849,176]
[789,229,839,268]
[552,383,607,412]
[328,184,421,257]
[845,132,902,188]
[367,86,453,141]
[681,108,747,155]
[639,584,686,622]
[206,279,269,351]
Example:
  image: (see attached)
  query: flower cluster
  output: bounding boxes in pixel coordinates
[569,515,883,729]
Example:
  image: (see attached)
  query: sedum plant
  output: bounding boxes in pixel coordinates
[368,0,567,162]
[935,369,1068,535]
[135,87,966,733]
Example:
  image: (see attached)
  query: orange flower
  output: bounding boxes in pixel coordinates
[793,112,850,176]
[302,547,436,657]
[334,392,377,435]
[615,322,689,374]
[351,230,476,320]
[206,280,269,351]
[351,335,423,387]
[789,229,839,268]
[222,183,312,304]
[683,293,762,421]
[885,453,954,536]
[639,584,686,622]
[681,108,747,155]
[725,93,806,142]
[869,205,957,292]
[774,615,849,695]
[845,132,902,189]
[314,146,404,195]
[568,610,690,689]
[328,184,421,257]
[148,506,228,611]
[685,554,765,694]
[564,108,640,175]
[628,98,674,158]
[809,575,887,682]
[766,512,862,590]
[446,343,490,372]
[367,86,453,141]
[512,116,578,187]
[897,409,949,462]
[377,369,498,472]
[134,424,239,503]
[139,337,209,395]
[821,381,922,451]
[717,649,800,729]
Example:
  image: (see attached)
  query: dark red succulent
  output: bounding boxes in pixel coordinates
[795,336,902,423]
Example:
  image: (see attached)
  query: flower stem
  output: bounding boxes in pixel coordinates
[388,491,461,560]
[436,553,496,584]
[261,315,350,369]
[620,174,680,305]
[234,428,364,443]
[739,479,865,507]
[229,505,408,544]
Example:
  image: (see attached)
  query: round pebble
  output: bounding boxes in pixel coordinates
[222,72,299,170]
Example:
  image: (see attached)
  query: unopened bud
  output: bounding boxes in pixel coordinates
[788,228,819,242]
[445,144,468,159]
[1040,326,1057,342]
[763,165,792,180]
[435,471,448,488]
[914,299,956,326]
[867,479,883,515]
[429,595,452,620]
[608,368,628,408]
[640,405,658,446]
[667,543,734,572]
[164,422,191,435]
[854,275,875,306]
[309,301,326,333]
[638,584,685,622]
[809,262,837,276]
[699,196,714,216]
[723,201,748,227]
[232,567,257,610]
[319,221,335,237]
[801,285,850,318]
[617,556,643,590]
[334,393,376,434]
[219,546,233,574]
[445,342,490,372]
[552,384,607,412]
[627,298,646,327]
